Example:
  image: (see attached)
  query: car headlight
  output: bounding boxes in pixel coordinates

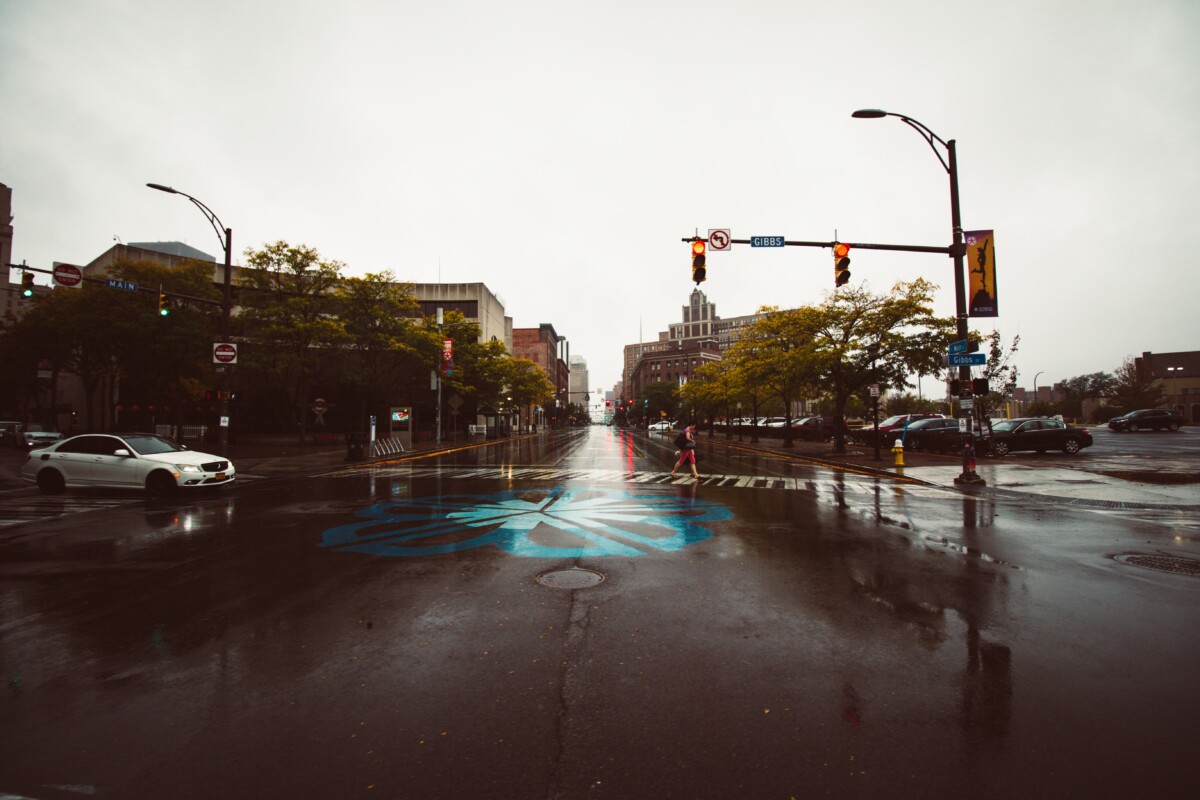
[176,464,203,473]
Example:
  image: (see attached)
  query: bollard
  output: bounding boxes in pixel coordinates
[892,439,905,468]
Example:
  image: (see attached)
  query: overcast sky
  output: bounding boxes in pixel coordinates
[3,0,1197,394]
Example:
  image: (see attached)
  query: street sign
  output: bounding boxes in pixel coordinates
[750,236,785,247]
[946,353,986,366]
[213,342,238,364]
[105,278,139,292]
[869,384,881,398]
[52,263,83,289]
[948,339,969,355]
[708,229,731,251]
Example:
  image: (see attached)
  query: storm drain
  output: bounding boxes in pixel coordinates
[1113,554,1200,577]
[536,567,605,589]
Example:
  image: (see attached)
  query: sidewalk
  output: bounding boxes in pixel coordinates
[693,431,1200,509]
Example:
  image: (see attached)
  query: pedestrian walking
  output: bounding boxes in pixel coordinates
[670,424,700,479]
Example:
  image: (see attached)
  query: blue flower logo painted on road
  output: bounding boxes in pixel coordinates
[320,486,733,558]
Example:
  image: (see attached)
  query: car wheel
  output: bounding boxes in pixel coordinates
[146,471,177,496]
[1168,422,1180,432]
[1128,423,1139,432]
[36,469,65,495]
[1063,438,1081,454]
[992,440,1010,457]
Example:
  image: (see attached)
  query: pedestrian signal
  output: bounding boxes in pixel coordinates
[691,240,706,284]
[833,243,851,286]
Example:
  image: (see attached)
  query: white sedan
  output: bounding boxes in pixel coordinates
[22,433,236,495]
[648,421,674,433]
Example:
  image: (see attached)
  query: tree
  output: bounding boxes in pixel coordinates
[642,380,682,425]
[1056,371,1115,419]
[729,308,821,446]
[237,241,349,440]
[792,280,956,453]
[336,271,424,429]
[500,357,556,430]
[1105,357,1164,415]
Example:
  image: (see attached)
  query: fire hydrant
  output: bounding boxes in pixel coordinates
[892,438,905,468]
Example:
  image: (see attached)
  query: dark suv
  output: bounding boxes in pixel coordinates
[1108,409,1184,432]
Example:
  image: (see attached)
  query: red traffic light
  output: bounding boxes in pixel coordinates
[691,240,707,284]
[691,240,706,257]
[832,242,851,286]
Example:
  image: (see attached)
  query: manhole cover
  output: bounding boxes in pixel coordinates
[536,567,605,589]
[1114,554,1200,577]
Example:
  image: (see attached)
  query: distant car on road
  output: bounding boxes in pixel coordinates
[648,420,674,433]
[15,423,65,450]
[987,418,1093,456]
[1107,408,1184,432]
[22,432,236,495]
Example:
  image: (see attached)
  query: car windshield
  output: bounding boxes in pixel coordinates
[879,415,907,427]
[121,434,186,455]
[992,420,1020,431]
[907,418,941,430]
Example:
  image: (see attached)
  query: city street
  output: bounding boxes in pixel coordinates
[1,426,1198,799]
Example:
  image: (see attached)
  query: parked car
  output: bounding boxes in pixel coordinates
[901,417,965,452]
[15,423,65,450]
[648,420,673,433]
[21,433,236,495]
[792,415,849,441]
[1107,408,1184,432]
[986,418,1093,456]
[855,413,944,446]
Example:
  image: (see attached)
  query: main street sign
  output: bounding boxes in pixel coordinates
[945,353,986,366]
[105,278,139,292]
[948,339,969,354]
[750,236,785,247]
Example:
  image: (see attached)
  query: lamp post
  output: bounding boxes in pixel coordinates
[852,109,981,484]
[147,183,233,458]
[1166,367,1184,414]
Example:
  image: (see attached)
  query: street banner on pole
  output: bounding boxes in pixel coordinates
[966,230,998,317]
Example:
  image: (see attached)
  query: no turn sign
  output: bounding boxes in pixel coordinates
[213,342,238,364]
[708,229,731,251]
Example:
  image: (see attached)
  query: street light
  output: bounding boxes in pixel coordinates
[1166,366,1184,414]
[852,109,981,484]
[147,183,233,458]
[1032,371,1044,410]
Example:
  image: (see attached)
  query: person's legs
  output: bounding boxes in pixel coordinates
[685,449,698,478]
[670,451,683,476]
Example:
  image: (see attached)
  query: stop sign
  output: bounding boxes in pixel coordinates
[52,263,83,288]
[213,342,238,364]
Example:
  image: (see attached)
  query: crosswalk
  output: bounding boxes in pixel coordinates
[319,463,947,499]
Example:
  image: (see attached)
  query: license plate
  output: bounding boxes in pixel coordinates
[215,472,226,480]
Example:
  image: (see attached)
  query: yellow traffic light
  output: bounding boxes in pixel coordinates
[833,242,851,286]
[691,240,707,284]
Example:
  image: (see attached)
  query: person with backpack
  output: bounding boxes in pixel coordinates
[670,424,700,479]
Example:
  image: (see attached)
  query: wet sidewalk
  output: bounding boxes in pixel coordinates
[693,431,1200,509]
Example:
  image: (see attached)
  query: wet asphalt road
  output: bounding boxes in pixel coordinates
[1,427,1198,799]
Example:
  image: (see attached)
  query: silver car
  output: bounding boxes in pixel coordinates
[22,433,235,495]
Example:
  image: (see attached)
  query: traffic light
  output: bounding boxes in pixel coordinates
[158,293,170,316]
[691,240,707,284]
[21,272,35,297]
[972,378,990,396]
[833,243,851,286]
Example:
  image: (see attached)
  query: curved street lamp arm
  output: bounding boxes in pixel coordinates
[146,183,229,251]
[895,115,951,174]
